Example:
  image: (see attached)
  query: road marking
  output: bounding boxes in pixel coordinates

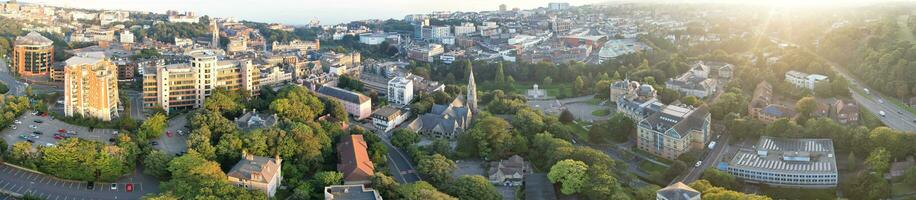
[53,195,60,200]
[25,174,35,180]
[40,177,49,184]
[12,170,21,176]
[2,182,11,189]
[14,185,22,193]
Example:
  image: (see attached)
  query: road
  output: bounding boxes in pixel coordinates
[355,122,422,184]
[125,90,147,120]
[678,133,730,184]
[770,36,916,132]
[0,59,25,96]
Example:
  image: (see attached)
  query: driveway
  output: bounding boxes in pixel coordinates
[0,164,159,200]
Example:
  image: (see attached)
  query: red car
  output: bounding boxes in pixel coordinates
[53,135,63,140]
[58,129,66,133]
[166,131,173,137]
[126,183,133,192]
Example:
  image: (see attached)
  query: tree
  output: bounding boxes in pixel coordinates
[447,175,501,200]
[865,147,890,175]
[548,159,588,195]
[904,167,916,187]
[700,168,738,189]
[559,109,575,124]
[634,185,662,200]
[391,129,420,148]
[494,63,505,83]
[139,113,167,139]
[313,171,343,188]
[371,173,401,200]
[543,76,553,85]
[161,151,266,199]
[270,86,325,123]
[203,87,244,116]
[397,181,457,200]
[417,154,457,186]
[512,109,545,135]
[689,180,771,200]
[143,150,174,179]
[8,141,34,166]
[456,116,513,159]
[574,76,586,95]
[291,182,314,200]
[325,98,349,121]
[680,96,702,106]
[795,97,817,118]
[710,92,746,120]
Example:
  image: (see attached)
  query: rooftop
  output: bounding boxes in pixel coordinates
[337,135,374,184]
[324,185,381,200]
[227,154,282,184]
[15,31,53,46]
[318,86,370,104]
[727,136,837,174]
[656,182,700,200]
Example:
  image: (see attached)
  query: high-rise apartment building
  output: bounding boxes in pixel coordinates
[143,49,259,113]
[12,31,54,77]
[387,75,414,106]
[63,53,119,121]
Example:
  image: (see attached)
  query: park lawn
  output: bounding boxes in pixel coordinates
[637,160,667,173]
[591,109,610,116]
[567,122,589,141]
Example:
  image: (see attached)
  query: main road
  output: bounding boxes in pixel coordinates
[769,36,916,132]
[0,59,25,96]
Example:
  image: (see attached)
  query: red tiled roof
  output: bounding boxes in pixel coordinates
[337,135,374,183]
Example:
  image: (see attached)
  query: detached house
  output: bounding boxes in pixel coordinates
[227,152,283,197]
[488,155,531,186]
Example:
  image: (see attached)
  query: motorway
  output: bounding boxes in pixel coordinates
[770,37,916,132]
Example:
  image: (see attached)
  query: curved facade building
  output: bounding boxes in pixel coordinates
[12,31,54,76]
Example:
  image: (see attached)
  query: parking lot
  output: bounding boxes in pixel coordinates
[152,114,189,155]
[2,112,120,148]
[0,164,156,200]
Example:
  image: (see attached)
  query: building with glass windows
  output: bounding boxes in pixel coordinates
[721,136,838,188]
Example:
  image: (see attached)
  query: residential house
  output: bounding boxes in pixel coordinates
[833,100,859,125]
[227,152,283,197]
[337,135,375,185]
[488,155,531,186]
[324,185,382,200]
[656,182,701,200]
[371,106,409,132]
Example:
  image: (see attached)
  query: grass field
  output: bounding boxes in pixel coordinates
[567,122,590,141]
[591,109,611,116]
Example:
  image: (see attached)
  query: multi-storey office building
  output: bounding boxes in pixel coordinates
[636,105,711,160]
[722,136,838,188]
[63,54,119,121]
[143,49,259,113]
[12,31,54,77]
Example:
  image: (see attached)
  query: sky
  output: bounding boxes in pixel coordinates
[18,0,603,25]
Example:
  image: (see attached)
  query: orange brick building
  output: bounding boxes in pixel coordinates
[63,54,120,121]
[12,31,54,77]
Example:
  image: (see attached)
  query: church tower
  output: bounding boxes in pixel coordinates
[467,61,478,114]
[210,20,219,49]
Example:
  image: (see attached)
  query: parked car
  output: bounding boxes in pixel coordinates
[126,183,133,192]
[150,141,159,146]
[111,183,118,190]
[14,120,21,124]
[87,182,95,190]
[26,139,34,143]
[32,131,42,135]
[33,120,43,123]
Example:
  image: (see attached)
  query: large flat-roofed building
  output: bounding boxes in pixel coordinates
[323,185,382,200]
[63,54,120,121]
[637,105,711,160]
[142,49,259,113]
[316,86,372,120]
[785,70,828,90]
[722,136,838,188]
[12,31,54,77]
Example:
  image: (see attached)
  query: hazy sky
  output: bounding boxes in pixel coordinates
[18,0,602,25]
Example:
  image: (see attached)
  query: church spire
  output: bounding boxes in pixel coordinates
[466,60,478,114]
[210,20,219,49]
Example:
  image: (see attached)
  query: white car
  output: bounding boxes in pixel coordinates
[14,120,21,124]
[695,161,703,167]
[110,183,118,190]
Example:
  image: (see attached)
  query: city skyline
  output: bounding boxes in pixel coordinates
[19,0,600,25]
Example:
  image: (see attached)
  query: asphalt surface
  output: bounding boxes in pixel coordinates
[0,59,25,96]
[2,112,121,148]
[0,164,159,200]
[678,133,730,184]
[377,130,422,183]
[770,36,916,132]
[152,114,189,155]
